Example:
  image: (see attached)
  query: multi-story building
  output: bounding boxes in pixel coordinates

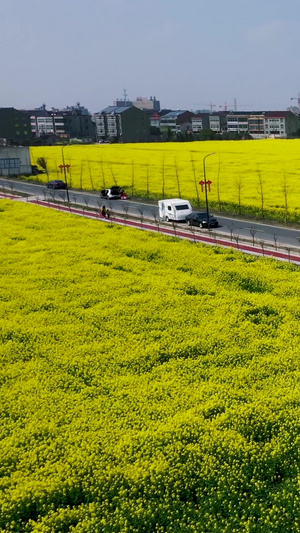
[224,111,300,138]
[94,105,150,143]
[62,112,96,141]
[0,108,32,144]
[160,110,194,134]
[191,113,210,133]
[191,115,203,133]
[150,112,161,129]
[227,112,250,134]
[27,106,96,141]
[264,111,300,138]
[133,96,160,112]
[247,114,265,137]
[61,103,90,116]
[208,112,228,133]
[113,99,133,107]
[29,110,56,136]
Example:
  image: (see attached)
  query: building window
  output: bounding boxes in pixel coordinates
[0,158,20,169]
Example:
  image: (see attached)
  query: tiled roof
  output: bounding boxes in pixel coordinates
[100,106,132,114]
[161,110,189,118]
[265,111,292,117]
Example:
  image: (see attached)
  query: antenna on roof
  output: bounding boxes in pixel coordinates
[123,89,128,105]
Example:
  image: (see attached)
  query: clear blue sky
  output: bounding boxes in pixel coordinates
[1,0,299,113]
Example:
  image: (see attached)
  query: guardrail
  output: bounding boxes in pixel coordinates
[1,190,300,265]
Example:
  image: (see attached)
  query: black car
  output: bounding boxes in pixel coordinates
[46,180,67,190]
[31,165,46,176]
[186,212,219,228]
[100,186,125,199]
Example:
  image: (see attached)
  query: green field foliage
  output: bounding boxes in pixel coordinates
[1,201,300,532]
[31,139,300,223]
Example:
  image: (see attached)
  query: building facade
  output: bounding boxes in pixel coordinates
[191,113,210,133]
[226,112,250,134]
[0,108,32,144]
[133,96,160,112]
[29,110,56,137]
[94,106,150,143]
[27,107,96,141]
[264,111,300,138]
[225,111,300,138]
[62,113,96,141]
[0,146,31,175]
[160,110,194,134]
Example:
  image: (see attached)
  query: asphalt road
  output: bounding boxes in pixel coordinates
[1,177,300,249]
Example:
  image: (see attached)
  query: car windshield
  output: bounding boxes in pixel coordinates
[175,204,189,210]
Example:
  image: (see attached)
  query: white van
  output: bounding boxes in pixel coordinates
[158,198,193,222]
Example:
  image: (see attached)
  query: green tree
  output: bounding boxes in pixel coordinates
[36,157,49,182]
[199,128,216,141]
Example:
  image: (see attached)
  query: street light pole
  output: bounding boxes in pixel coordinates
[203,152,215,228]
[61,144,70,203]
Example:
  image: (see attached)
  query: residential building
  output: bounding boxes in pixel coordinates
[227,112,250,134]
[61,103,90,116]
[264,111,300,138]
[27,106,96,141]
[247,113,265,137]
[160,110,194,134]
[209,112,228,133]
[48,110,67,137]
[191,113,210,133]
[0,146,31,175]
[224,110,300,138]
[0,108,32,144]
[113,99,133,107]
[150,113,161,129]
[94,105,150,143]
[29,110,56,137]
[62,112,96,141]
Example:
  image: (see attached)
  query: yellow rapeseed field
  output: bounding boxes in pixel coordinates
[31,139,300,222]
[1,200,300,532]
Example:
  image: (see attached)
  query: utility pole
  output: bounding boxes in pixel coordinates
[202,153,215,227]
[61,145,70,203]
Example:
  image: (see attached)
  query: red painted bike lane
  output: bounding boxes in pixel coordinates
[2,194,300,266]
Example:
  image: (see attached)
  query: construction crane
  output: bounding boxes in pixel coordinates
[193,102,217,111]
[219,100,253,112]
[291,94,300,113]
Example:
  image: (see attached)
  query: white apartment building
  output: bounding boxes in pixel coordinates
[106,114,119,137]
[227,114,249,133]
[95,115,106,138]
[209,115,221,132]
[264,115,286,137]
[191,117,203,133]
[29,112,66,137]
[30,115,54,136]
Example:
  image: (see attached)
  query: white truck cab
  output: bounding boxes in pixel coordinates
[158,198,193,222]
